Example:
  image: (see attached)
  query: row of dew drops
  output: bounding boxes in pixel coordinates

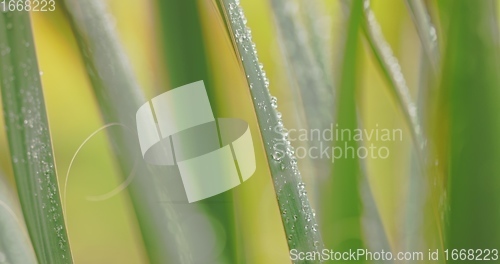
[227,0,322,252]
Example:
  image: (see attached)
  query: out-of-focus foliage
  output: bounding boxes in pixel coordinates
[0,0,499,263]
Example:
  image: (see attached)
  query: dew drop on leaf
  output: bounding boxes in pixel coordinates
[272,151,282,161]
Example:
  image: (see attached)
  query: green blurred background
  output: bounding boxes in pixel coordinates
[1,0,500,263]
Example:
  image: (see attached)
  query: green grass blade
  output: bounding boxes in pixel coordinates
[156,1,212,89]
[404,0,439,73]
[439,0,500,251]
[362,0,425,161]
[219,0,324,259]
[0,172,38,264]
[0,11,73,264]
[60,1,192,262]
[320,0,365,254]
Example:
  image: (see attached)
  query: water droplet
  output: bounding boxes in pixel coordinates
[429,26,437,42]
[271,96,278,109]
[298,182,307,197]
[272,151,282,161]
[264,78,270,88]
[0,47,10,56]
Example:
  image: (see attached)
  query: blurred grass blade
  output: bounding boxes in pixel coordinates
[157,1,211,89]
[439,0,500,251]
[298,0,332,76]
[0,172,38,264]
[404,0,439,73]
[356,118,392,259]
[156,1,238,262]
[362,0,425,161]
[0,11,73,264]
[406,0,439,121]
[269,0,335,191]
[359,175,392,263]
[61,1,192,263]
[321,0,365,254]
[363,0,433,252]
[219,0,324,259]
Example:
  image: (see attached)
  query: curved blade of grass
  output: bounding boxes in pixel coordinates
[0,171,38,264]
[219,0,324,259]
[60,1,192,263]
[405,0,439,126]
[362,0,435,252]
[320,0,365,254]
[404,0,439,73]
[362,0,426,163]
[439,0,500,252]
[0,11,73,264]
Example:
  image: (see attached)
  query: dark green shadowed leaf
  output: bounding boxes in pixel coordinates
[156,1,239,262]
[0,11,72,264]
[439,0,500,253]
[157,0,212,89]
